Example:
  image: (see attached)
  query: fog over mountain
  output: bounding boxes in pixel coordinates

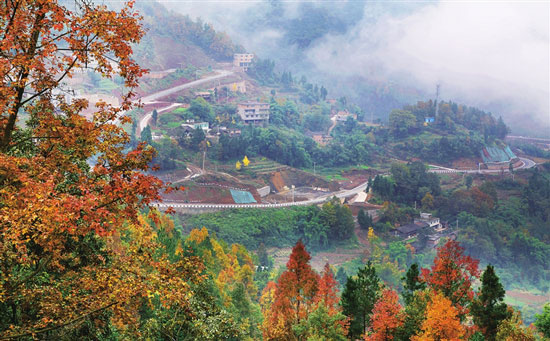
[160,0,549,137]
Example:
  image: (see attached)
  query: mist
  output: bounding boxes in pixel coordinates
[159,0,549,137]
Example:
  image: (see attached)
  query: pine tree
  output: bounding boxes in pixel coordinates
[471,265,512,340]
[341,261,381,339]
[152,109,158,124]
[402,264,426,305]
[141,125,153,145]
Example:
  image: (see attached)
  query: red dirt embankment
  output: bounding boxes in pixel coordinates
[161,173,262,204]
[269,169,336,193]
[506,290,549,305]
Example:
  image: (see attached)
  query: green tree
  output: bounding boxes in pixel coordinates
[190,128,205,151]
[293,304,347,341]
[257,242,271,269]
[189,97,214,123]
[358,209,373,230]
[465,175,474,189]
[535,303,550,338]
[471,265,511,340]
[152,109,158,124]
[341,261,381,339]
[141,125,153,145]
[402,264,426,305]
[389,109,416,137]
[336,267,347,287]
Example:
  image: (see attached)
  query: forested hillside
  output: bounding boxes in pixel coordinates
[1,0,549,339]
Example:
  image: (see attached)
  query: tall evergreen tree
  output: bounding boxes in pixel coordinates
[471,265,512,340]
[341,261,381,339]
[141,125,152,145]
[402,264,426,305]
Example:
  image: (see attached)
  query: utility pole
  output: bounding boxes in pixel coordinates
[434,83,441,119]
[313,162,316,176]
[292,185,295,203]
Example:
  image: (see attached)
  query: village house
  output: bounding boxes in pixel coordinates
[306,132,333,146]
[181,120,209,132]
[233,53,254,71]
[237,101,270,124]
[334,111,358,122]
[394,213,444,239]
[414,213,442,230]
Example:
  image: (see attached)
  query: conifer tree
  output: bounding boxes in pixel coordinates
[471,265,512,340]
[341,261,381,338]
[403,264,426,305]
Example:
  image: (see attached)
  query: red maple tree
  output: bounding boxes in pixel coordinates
[422,240,480,318]
[366,288,404,341]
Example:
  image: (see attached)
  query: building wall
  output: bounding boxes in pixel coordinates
[233,54,255,70]
[237,102,270,124]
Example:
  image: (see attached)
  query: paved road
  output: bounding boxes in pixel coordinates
[155,179,368,209]
[137,69,234,134]
[139,69,233,104]
[138,103,182,134]
[428,157,536,174]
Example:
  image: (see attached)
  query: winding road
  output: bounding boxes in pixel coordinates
[155,179,369,209]
[428,157,536,174]
[138,69,234,133]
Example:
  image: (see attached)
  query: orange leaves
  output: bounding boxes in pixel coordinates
[262,241,348,340]
[413,291,465,341]
[366,289,404,341]
[421,240,479,318]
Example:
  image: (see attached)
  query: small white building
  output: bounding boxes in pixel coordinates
[414,213,441,230]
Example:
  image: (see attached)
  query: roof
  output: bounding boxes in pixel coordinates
[396,221,428,234]
[230,189,257,204]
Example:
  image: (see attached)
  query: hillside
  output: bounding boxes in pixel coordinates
[133,2,244,70]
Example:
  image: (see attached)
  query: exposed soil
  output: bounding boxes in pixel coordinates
[451,157,482,169]
[268,169,336,193]
[506,290,549,304]
[339,168,379,190]
[161,173,262,204]
[269,223,370,272]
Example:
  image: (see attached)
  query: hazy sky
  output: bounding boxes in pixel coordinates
[161,0,550,136]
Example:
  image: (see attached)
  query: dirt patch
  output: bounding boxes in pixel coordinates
[507,290,549,305]
[269,246,364,272]
[451,157,482,169]
[340,168,378,190]
[161,173,262,204]
[268,169,336,193]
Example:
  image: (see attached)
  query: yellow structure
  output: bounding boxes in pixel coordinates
[242,156,250,167]
[236,161,242,170]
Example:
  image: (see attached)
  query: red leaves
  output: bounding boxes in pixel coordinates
[367,289,404,341]
[422,240,480,318]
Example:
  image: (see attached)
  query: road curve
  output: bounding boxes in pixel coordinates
[139,69,233,104]
[154,180,369,209]
[428,157,536,174]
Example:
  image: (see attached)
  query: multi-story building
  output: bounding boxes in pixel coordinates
[237,101,270,124]
[233,53,254,71]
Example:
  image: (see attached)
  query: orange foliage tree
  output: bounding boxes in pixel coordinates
[262,240,320,340]
[413,291,465,341]
[0,0,200,338]
[316,263,341,313]
[366,288,405,341]
[422,240,479,319]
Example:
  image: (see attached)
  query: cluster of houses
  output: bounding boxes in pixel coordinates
[393,213,452,249]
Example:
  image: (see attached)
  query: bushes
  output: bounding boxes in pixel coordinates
[183,199,354,251]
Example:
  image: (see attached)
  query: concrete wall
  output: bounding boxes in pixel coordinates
[257,186,271,197]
